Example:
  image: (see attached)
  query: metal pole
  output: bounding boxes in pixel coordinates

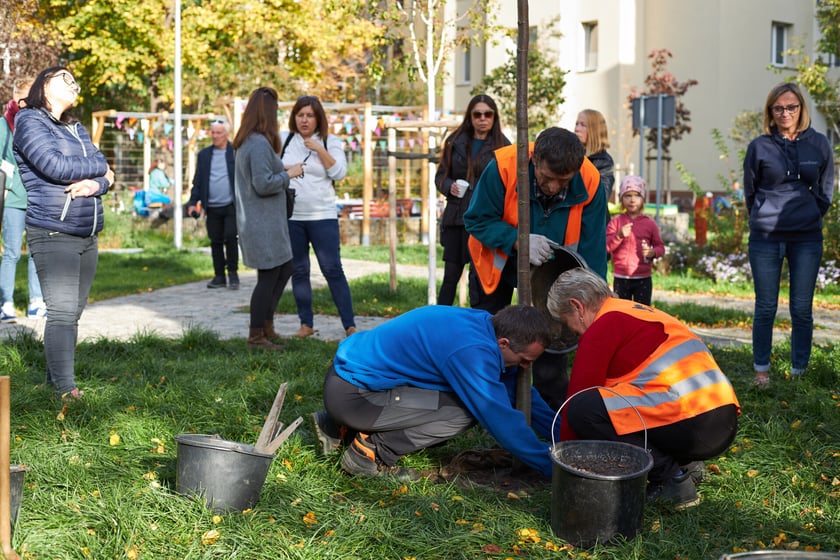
[173,0,183,249]
[638,95,645,180]
[655,94,664,224]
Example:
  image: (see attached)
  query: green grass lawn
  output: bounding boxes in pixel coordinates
[1,219,839,558]
[1,329,838,559]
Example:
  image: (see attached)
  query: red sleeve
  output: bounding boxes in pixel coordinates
[560,310,667,440]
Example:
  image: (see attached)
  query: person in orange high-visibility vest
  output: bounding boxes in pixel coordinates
[464,127,606,315]
[547,268,740,509]
[464,127,607,411]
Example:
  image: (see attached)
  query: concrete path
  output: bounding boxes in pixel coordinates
[1,257,838,347]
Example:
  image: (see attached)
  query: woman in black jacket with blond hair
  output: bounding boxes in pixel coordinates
[434,94,510,306]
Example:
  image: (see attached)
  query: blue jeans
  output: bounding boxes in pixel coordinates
[289,219,355,330]
[748,239,822,374]
[0,207,42,304]
[27,227,98,394]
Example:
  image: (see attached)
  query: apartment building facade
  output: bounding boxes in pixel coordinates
[444,0,826,205]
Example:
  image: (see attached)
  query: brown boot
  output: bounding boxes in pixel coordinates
[248,328,283,350]
[264,320,282,343]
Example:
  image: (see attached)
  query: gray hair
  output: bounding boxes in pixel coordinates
[546,268,612,319]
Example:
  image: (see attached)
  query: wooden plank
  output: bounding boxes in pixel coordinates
[255,383,288,452]
[261,417,304,455]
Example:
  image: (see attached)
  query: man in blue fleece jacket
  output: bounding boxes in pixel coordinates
[314,304,557,478]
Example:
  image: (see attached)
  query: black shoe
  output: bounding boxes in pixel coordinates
[228,273,240,290]
[207,276,226,289]
[310,410,351,456]
[647,475,700,509]
[677,461,707,484]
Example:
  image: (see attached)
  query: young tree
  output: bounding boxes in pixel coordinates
[627,49,698,157]
[474,37,567,137]
[0,0,61,100]
[786,0,840,144]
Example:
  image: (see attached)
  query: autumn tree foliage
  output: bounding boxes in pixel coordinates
[0,0,61,100]
[16,0,384,115]
[627,49,698,157]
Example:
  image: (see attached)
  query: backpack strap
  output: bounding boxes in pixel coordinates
[280,132,294,159]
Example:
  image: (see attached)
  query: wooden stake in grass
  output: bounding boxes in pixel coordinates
[0,377,20,560]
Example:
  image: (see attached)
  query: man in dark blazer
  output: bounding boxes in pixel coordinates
[188,120,239,289]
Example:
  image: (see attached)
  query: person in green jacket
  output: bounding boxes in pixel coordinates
[1,76,44,323]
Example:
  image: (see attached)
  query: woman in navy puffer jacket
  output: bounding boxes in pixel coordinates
[13,66,114,400]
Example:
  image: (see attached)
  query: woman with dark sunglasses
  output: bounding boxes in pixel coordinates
[434,94,510,306]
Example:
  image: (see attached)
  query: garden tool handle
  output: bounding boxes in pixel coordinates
[550,386,648,452]
[0,377,20,560]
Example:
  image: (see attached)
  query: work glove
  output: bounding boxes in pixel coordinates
[528,233,553,266]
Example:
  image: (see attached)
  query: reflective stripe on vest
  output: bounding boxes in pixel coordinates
[594,299,740,435]
[468,144,599,294]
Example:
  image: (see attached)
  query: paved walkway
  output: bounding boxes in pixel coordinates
[1,257,838,347]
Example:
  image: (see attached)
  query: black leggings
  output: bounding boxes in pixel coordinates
[249,260,293,328]
[564,389,738,482]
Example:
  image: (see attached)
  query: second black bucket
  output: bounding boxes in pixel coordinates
[174,434,274,513]
[550,440,653,548]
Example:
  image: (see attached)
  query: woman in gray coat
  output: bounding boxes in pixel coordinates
[232,87,305,349]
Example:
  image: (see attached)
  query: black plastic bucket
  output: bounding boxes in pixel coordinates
[550,388,654,548]
[10,465,27,536]
[718,553,840,559]
[174,434,274,512]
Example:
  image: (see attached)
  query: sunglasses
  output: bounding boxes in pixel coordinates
[472,110,494,119]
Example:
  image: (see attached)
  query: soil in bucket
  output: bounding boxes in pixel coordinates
[551,440,653,548]
[10,465,27,537]
[174,434,274,513]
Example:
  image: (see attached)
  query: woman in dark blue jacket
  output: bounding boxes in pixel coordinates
[434,94,509,306]
[743,82,834,388]
[13,66,114,400]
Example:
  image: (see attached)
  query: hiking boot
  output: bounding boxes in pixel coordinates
[677,461,708,484]
[247,328,283,351]
[345,326,358,337]
[263,320,282,344]
[647,474,700,509]
[207,276,226,289]
[228,272,240,290]
[339,433,420,481]
[1,302,17,324]
[310,410,354,456]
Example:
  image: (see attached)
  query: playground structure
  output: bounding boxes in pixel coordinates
[90,102,460,248]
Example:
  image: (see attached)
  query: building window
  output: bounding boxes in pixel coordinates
[583,21,598,71]
[771,22,791,66]
[462,46,471,83]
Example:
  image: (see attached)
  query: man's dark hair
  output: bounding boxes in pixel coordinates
[533,127,585,175]
[491,304,552,352]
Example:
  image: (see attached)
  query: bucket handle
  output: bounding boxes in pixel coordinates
[550,386,648,452]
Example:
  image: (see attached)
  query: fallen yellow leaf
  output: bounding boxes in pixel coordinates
[303,511,318,526]
[125,545,139,559]
[109,433,121,446]
[791,419,802,429]
[201,529,220,545]
[212,515,222,524]
[746,469,759,478]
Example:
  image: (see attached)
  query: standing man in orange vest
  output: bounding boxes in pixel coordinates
[464,127,607,409]
[547,268,740,508]
[464,127,606,314]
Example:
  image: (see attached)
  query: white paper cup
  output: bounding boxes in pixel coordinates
[454,179,469,198]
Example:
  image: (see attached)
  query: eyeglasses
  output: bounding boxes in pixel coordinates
[472,111,494,119]
[771,104,800,115]
[54,72,77,87]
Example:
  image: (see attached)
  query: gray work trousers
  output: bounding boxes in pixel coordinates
[323,364,476,466]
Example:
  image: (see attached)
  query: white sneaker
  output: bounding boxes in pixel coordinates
[0,302,17,324]
[27,299,47,318]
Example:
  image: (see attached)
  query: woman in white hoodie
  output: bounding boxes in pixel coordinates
[281,96,356,339]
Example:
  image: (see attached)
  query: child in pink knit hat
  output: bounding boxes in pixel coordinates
[606,175,664,305]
